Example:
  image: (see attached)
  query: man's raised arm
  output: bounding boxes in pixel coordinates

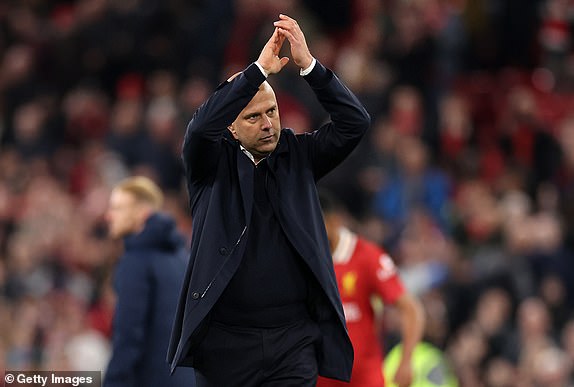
[275,14,371,179]
[182,28,289,181]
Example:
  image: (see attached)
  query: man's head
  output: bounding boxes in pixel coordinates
[228,81,281,162]
[106,176,164,239]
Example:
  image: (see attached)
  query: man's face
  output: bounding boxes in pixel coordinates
[106,189,141,239]
[229,82,281,161]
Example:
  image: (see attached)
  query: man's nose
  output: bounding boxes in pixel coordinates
[261,115,272,129]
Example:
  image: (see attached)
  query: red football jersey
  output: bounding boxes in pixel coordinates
[317,227,405,387]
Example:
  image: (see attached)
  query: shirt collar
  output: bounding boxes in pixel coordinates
[240,145,265,165]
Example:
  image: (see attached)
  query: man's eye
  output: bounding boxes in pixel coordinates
[247,116,258,123]
[266,108,276,117]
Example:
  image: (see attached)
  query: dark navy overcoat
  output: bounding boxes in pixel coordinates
[168,61,370,382]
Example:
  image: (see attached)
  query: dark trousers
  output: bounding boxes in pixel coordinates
[193,318,320,387]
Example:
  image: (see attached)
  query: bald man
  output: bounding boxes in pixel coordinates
[168,14,371,387]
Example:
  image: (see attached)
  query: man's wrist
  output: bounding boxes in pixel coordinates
[254,61,269,78]
[300,58,316,76]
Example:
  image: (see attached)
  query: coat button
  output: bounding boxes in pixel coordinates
[191,292,200,299]
[219,247,228,256]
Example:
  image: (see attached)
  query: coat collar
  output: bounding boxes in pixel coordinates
[226,128,290,169]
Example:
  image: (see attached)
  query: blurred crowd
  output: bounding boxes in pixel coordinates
[1,0,574,385]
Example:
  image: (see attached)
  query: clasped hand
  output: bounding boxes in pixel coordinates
[257,14,314,75]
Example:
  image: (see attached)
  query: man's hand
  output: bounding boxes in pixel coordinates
[257,28,290,75]
[393,358,414,387]
[273,14,313,70]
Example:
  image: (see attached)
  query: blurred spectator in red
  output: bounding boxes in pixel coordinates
[62,86,110,144]
[538,0,572,84]
[388,86,424,137]
[434,91,477,180]
[496,86,562,196]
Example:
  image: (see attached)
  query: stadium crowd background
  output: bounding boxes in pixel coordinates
[1,0,574,385]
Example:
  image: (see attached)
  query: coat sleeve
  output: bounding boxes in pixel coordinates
[103,256,151,387]
[181,64,266,183]
[300,61,371,180]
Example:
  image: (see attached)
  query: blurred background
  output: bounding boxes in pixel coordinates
[1,0,574,385]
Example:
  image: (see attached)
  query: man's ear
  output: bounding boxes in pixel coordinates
[228,125,238,139]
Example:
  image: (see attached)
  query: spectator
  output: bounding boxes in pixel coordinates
[103,176,193,387]
[372,135,452,234]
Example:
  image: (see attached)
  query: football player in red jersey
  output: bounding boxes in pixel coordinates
[317,191,425,387]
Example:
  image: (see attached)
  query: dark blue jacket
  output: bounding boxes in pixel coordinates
[168,61,370,381]
[105,213,195,387]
